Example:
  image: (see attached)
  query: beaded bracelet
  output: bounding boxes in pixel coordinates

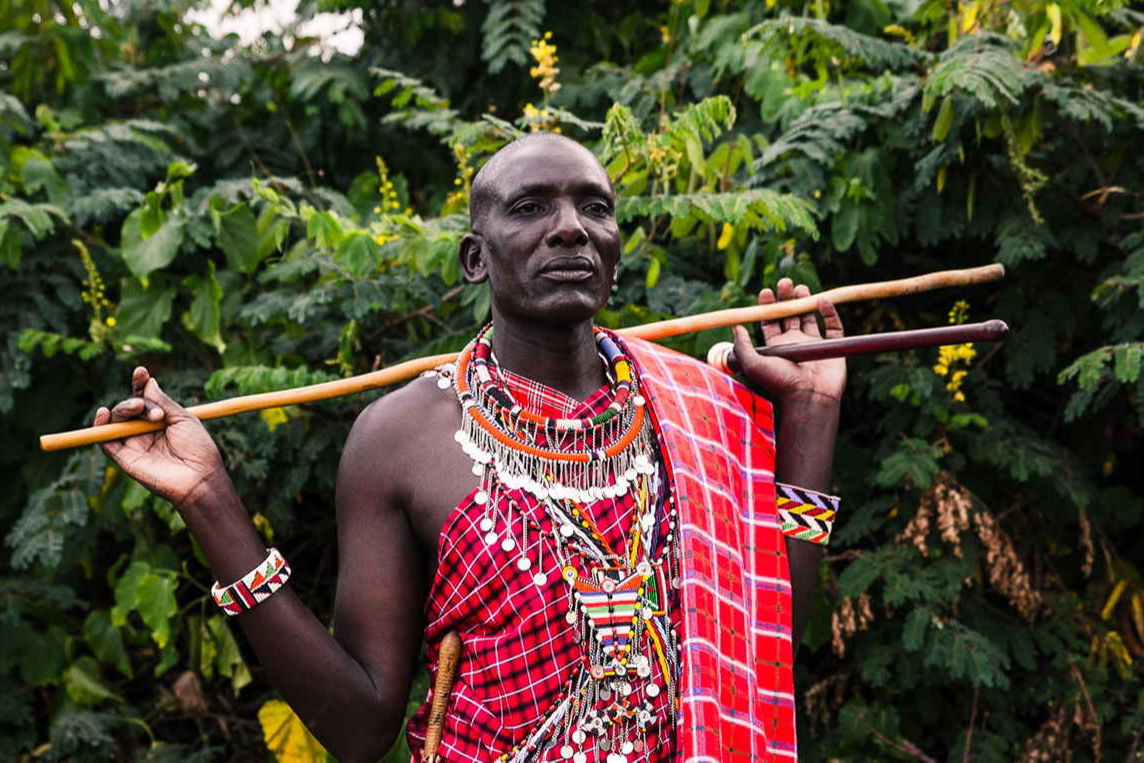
[776,484,839,546]
[211,548,291,616]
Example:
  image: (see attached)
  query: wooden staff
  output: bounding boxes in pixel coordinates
[706,320,1009,372]
[421,631,462,763]
[39,264,1004,452]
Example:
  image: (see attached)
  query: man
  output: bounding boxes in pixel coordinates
[95,133,844,762]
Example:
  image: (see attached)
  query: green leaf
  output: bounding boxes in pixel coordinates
[831,201,859,252]
[336,232,379,276]
[84,610,133,678]
[120,207,185,282]
[215,201,262,274]
[932,96,955,142]
[181,261,226,353]
[135,573,178,649]
[206,617,252,694]
[114,279,174,339]
[902,609,931,651]
[1078,34,1132,67]
[64,656,122,705]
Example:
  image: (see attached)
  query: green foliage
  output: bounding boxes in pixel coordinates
[481,0,547,73]
[2,0,1143,760]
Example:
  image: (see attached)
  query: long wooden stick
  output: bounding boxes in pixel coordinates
[39,264,1004,451]
[707,320,1009,372]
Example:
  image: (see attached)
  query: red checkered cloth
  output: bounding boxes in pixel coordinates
[406,357,679,761]
[407,333,795,762]
[628,338,795,762]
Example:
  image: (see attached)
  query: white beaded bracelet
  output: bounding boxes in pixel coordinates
[211,548,291,616]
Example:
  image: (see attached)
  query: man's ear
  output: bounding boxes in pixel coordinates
[459,234,488,284]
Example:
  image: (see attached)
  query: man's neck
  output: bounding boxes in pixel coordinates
[488,313,605,402]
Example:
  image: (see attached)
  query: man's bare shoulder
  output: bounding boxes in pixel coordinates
[339,374,461,502]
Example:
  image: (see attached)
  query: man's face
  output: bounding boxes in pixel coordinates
[463,140,620,326]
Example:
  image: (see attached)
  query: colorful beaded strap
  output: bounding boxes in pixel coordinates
[776,484,840,546]
[211,548,291,616]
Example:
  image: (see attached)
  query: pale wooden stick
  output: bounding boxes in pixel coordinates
[421,631,462,763]
[39,264,1004,451]
[40,353,456,451]
[620,264,1005,340]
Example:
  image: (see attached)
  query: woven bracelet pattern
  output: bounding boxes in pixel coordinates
[211,548,291,616]
[776,484,839,546]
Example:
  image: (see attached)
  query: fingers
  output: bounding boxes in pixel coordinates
[777,279,799,332]
[758,288,781,343]
[143,377,183,417]
[818,297,845,339]
[731,325,760,373]
[108,396,165,423]
[794,284,821,337]
[131,366,150,398]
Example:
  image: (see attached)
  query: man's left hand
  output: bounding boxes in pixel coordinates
[731,278,847,405]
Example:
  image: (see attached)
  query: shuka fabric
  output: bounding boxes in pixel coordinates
[406,333,795,762]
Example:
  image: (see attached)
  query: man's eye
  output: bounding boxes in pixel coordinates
[512,201,543,215]
[584,201,612,216]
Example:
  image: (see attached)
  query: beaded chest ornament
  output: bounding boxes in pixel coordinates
[445,325,681,763]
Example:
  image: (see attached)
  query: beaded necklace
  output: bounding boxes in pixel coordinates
[449,325,681,763]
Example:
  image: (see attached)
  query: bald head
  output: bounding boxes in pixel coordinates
[469,133,611,232]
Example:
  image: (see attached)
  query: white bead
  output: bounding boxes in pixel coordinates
[484,531,497,545]
[471,464,483,476]
[501,537,516,552]
[516,557,532,571]
[453,430,466,443]
[479,517,494,532]
[647,683,661,697]
[474,491,488,505]
[634,395,645,406]
[437,377,450,389]
[560,524,575,537]
[534,573,548,586]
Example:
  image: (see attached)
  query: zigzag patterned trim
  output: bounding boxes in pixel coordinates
[776,483,840,546]
[211,548,291,616]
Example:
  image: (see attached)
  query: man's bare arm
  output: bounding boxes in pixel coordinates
[95,370,426,761]
[730,278,846,649]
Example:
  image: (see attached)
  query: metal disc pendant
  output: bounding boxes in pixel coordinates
[516,556,532,571]
[647,683,661,697]
[479,517,494,532]
[501,537,516,552]
[484,531,498,545]
[533,572,547,586]
[561,744,574,759]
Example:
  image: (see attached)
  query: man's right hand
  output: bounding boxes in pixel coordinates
[94,366,228,508]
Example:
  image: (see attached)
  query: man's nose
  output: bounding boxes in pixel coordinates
[545,201,589,248]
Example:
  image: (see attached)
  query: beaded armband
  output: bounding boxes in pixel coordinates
[211,548,291,616]
[776,484,839,546]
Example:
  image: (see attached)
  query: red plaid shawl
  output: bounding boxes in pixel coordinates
[626,338,796,762]
[407,335,795,762]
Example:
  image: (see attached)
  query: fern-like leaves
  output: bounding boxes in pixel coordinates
[925,36,1034,110]
[481,0,546,74]
[744,17,926,72]
[372,67,461,137]
[616,190,817,236]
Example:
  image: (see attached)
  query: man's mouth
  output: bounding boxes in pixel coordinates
[539,257,597,282]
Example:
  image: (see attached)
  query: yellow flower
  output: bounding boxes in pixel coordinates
[716,223,734,250]
[105,316,117,327]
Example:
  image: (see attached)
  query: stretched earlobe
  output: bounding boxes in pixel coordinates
[459,234,488,284]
